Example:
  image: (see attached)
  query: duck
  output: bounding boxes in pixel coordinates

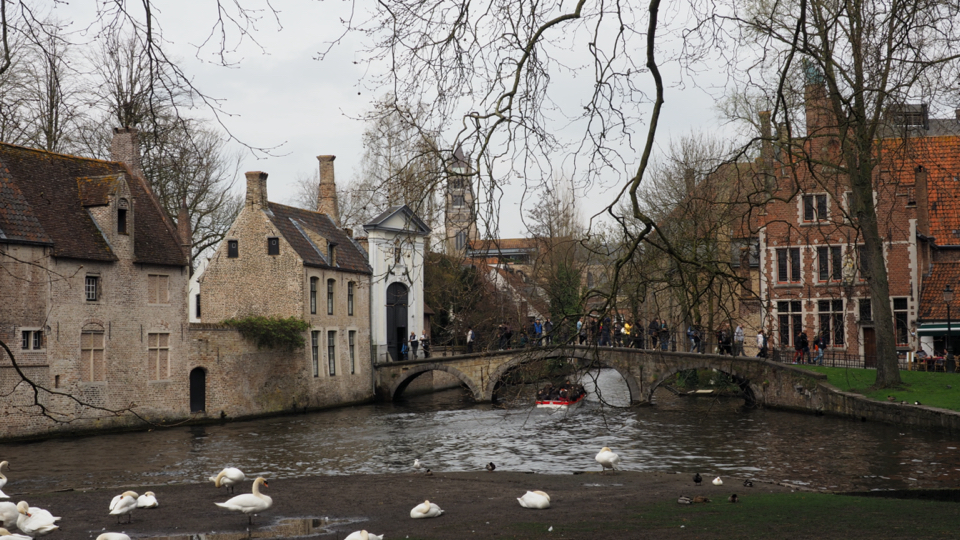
[693,473,702,486]
[486,462,496,472]
[15,501,59,537]
[0,528,31,540]
[677,495,692,505]
[209,467,246,494]
[137,491,158,508]
[344,531,384,540]
[692,496,711,503]
[410,499,444,519]
[742,479,753,488]
[0,502,16,529]
[712,476,723,486]
[728,494,739,503]
[96,534,131,540]
[517,490,551,509]
[595,447,621,474]
[0,462,9,499]
[215,476,272,525]
[109,491,138,524]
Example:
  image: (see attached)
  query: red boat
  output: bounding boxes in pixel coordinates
[535,382,586,409]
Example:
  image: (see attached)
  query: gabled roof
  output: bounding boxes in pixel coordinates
[363,205,431,236]
[267,202,372,274]
[0,142,187,266]
[918,261,960,321]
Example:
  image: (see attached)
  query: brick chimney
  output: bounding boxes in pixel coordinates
[111,127,143,178]
[245,171,269,208]
[317,155,340,226]
[177,197,193,272]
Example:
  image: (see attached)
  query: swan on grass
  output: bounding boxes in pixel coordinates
[15,501,59,537]
[0,502,16,529]
[215,476,272,525]
[344,530,384,540]
[0,461,9,499]
[517,491,551,509]
[410,500,443,519]
[108,491,138,523]
[0,527,31,540]
[96,534,131,540]
[595,447,620,474]
[209,467,246,494]
[137,491,158,508]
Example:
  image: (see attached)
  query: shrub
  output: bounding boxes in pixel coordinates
[222,316,310,351]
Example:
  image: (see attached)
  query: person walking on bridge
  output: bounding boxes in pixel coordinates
[466,327,475,354]
[733,324,745,357]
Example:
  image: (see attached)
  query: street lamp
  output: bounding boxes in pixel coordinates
[945,285,954,373]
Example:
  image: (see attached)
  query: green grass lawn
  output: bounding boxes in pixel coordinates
[800,365,960,411]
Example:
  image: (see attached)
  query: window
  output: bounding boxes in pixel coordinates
[148,274,170,304]
[311,331,320,377]
[147,333,170,380]
[21,329,43,350]
[893,297,909,346]
[857,245,870,279]
[310,277,318,315]
[455,230,467,251]
[347,282,354,316]
[859,298,872,322]
[818,299,845,347]
[85,275,100,302]
[349,331,356,374]
[118,198,129,235]
[453,194,465,207]
[777,300,803,347]
[195,294,201,318]
[817,246,842,282]
[268,237,280,255]
[776,248,801,283]
[227,240,239,258]
[449,178,465,190]
[327,279,335,315]
[327,330,337,376]
[802,194,827,222]
[80,330,105,382]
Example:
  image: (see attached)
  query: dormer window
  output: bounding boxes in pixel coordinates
[117,198,129,235]
[268,237,280,255]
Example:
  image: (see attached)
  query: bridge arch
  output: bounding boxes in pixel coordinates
[645,360,758,406]
[484,347,643,405]
[385,363,482,401]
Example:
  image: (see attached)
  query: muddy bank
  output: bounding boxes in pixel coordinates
[17,471,797,539]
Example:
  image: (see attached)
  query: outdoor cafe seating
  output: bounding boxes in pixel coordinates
[906,351,946,372]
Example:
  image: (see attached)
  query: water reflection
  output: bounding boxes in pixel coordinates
[1,369,958,494]
[144,517,338,539]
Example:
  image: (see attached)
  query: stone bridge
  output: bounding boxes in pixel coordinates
[374,345,828,412]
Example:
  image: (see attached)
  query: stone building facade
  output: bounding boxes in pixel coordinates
[0,132,192,438]
[198,164,374,407]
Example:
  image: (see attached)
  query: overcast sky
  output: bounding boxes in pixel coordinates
[60,1,737,239]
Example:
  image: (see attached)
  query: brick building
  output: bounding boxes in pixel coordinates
[756,81,960,363]
[198,159,374,405]
[0,130,191,438]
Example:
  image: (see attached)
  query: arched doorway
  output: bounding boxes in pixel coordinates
[190,367,206,413]
[386,282,409,361]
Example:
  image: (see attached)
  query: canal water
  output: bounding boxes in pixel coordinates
[1,369,958,495]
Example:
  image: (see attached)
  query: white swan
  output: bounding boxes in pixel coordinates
[137,491,158,508]
[215,476,272,525]
[15,501,59,537]
[413,459,421,470]
[517,490,551,509]
[0,527,31,540]
[0,462,9,499]
[96,534,131,540]
[0,502,16,529]
[410,500,443,519]
[344,530,384,540]
[712,476,723,486]
[209,467,246,494]
[595,447,621,474]
[108,491,138,523]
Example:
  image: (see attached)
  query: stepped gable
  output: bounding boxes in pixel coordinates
[266,201,372,275]
[0,142,186,266]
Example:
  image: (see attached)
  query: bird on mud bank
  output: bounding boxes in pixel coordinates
[108,491,138,524]
[517,491,551,509]
[215,477,272,525]
[693,473,702,486]
[595,447,620,474]
[209,467,245,494]
[410,500,444,519]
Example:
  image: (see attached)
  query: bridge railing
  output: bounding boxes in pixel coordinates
[770,347,928,371]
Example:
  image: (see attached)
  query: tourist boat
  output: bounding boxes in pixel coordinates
[535,383,587,409]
